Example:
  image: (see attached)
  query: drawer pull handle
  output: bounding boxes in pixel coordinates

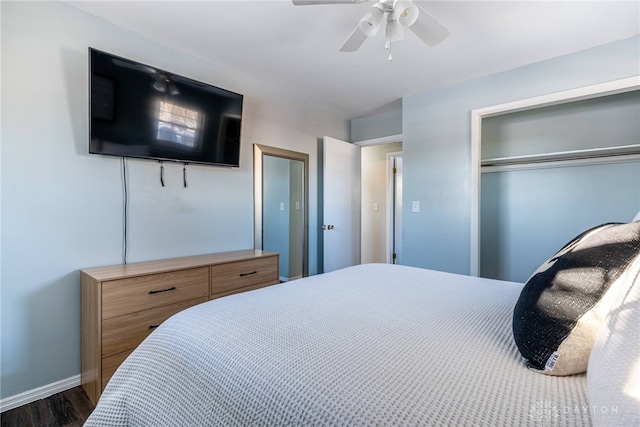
[148,286,176,295]
[240,271,258,277]
[149,324,160,329]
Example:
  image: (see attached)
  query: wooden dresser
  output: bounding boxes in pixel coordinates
[81,249,279,406]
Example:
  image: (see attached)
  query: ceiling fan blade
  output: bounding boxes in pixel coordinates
[339,25,369,52]
[408,5,450,47]
[292,0,367,5]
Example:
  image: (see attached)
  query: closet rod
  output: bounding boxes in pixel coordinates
[482,153,640,174]
[481,144,640,168]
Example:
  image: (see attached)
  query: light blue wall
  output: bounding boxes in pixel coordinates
[1,1,349,399]
[481,163,640,283]
[351,110,402,142]
[402,36,640,275]
[482,91,640,158]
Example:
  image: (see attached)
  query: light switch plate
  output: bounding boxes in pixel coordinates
[412,201,420,212]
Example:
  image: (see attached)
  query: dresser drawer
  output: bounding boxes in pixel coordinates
[102,297,207,357]
[102,350,132,390]
[102,267,209,319]
[210,257,278,296]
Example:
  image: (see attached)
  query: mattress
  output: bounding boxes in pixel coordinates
[85,264,591,426]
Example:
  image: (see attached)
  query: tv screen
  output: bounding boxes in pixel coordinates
[89,48,243,167]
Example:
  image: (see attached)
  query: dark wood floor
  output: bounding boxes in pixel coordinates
[1,387,94,427]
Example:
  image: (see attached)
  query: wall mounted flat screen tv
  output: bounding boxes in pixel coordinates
[89,48,243,167]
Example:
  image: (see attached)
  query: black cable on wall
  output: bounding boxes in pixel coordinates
[121,159,193,265]
[183,163,188,188]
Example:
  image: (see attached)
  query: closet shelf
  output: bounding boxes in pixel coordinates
[481,144,640,167]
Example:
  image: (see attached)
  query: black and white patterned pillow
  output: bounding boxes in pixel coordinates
[512,221,640,376]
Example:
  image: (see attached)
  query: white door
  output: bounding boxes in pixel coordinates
[321,136,361,273]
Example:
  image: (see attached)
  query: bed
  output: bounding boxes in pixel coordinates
[86,223,639,426]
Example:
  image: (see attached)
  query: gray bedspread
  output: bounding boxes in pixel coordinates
[85,264,590,426]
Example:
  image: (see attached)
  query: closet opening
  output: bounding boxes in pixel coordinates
[470,77,640,280]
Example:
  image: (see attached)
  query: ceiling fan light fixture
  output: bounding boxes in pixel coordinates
[395,1,419,27]
[358,3,385,37]
[291,0,450,59]
[385,16,404,44]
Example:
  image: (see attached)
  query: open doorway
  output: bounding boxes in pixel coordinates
[360,142,403,264]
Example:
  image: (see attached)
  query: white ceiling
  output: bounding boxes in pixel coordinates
[66,1,640,120]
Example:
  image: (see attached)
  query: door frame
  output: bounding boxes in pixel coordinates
[386,151,403,264]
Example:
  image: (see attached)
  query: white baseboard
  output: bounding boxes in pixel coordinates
[279,275,302,283]
[0,374,81,413]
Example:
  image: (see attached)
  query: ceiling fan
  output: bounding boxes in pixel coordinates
[292,0,450,60]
